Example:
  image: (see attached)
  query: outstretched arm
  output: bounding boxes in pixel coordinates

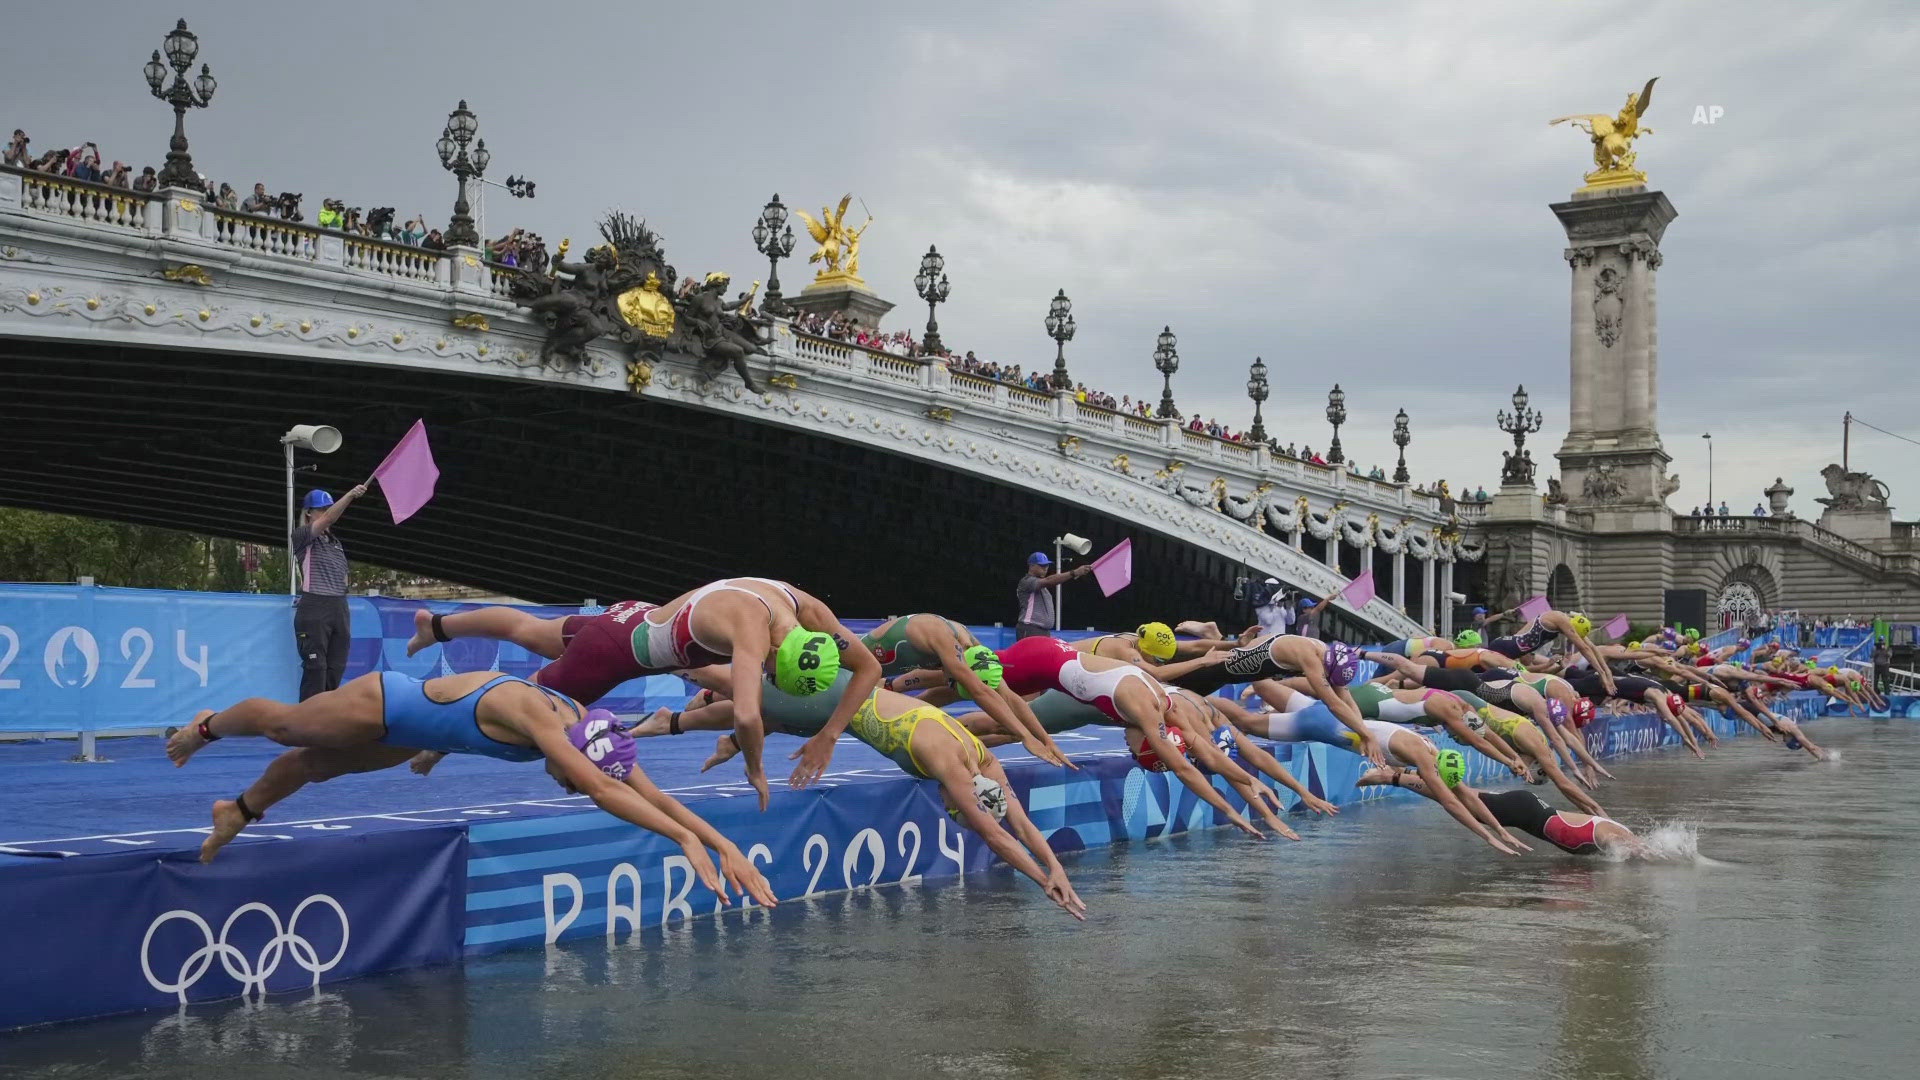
[790,606,882,788]
[940,764,1085,920]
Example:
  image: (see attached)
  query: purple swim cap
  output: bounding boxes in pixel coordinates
[1323,641,1361,687]
[1545,697,1568,726]
[567,708,636,780]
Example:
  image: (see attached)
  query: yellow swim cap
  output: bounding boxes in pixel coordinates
[1135,622,1177,661]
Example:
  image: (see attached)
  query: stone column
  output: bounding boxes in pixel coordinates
[1439,560,1456,637]
[1392,548,1407,611]
[1420,555,1436,631]
[1551,187,1677,531]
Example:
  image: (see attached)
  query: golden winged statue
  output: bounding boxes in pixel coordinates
[792,194,872,286]
[1551,77,1658,190]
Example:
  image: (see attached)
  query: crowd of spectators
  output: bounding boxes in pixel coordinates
[1690,501,1783,518]
[7,130,156,192]
[486,228,549,271]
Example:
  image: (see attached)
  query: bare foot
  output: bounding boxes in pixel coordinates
[700,734,740,773]
[409,751,445,776]
[200,799,248,863]
[167,710,215,767]
[630,707,677,738]
[404,608,438,657]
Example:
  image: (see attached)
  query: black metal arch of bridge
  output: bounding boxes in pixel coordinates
[0,340,1416,636]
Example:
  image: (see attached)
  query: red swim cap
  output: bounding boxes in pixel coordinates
[1665,693,1686,715]
[1572,698,1596,727]
[1133,722,1189,773]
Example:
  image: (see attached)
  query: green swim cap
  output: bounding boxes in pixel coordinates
[1454,629,1483,648]
[964,644,1003,688]
[1435,748,1466,788]
[773,627,840,696]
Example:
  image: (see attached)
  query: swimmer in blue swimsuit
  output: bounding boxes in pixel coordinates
[167,670,777,906]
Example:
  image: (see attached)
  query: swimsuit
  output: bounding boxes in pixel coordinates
[1260,701,1354,748]
[1488,618,1560,660]
[1454,690,1532,740]
[1024,689,1115,734]
[999,635,1159,724]
[376,671,575,761]
[845,694,989,781]
[1169,633,1307,695]
[1475,789,1618,854]
[1349,681,1451,726]
[861,615,970,677]
[755,670,853,737]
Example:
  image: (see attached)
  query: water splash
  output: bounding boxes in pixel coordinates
[1610,819,1727,865]
[1822,749,1844,764]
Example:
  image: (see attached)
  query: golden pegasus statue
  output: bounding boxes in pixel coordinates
[1551,77,1658,190]
[792,194,873,286]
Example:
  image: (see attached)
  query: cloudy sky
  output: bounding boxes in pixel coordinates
[8,0,1916,516]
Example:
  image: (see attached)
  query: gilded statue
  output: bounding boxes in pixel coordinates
[1551,77,1658,190]
[793,194,873,285]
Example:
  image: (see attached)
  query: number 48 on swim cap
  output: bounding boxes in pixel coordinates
[775,628,841,695]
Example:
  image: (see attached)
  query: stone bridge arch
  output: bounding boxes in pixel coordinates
[1547,562,1582,611]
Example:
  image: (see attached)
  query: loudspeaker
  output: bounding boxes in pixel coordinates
[1664,589,1707,632]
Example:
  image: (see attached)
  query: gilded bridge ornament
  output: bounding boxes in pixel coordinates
[793,194,872,286]
[616,272,675,339]
[1551,77,1657,191]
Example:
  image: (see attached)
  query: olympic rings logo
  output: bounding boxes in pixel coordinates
[140,895,350,1001]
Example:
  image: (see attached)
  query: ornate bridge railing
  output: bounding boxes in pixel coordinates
[1673,514,1917,577]
[0,169,1471,636]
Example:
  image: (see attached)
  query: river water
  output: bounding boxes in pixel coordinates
[4,720,1913,1080]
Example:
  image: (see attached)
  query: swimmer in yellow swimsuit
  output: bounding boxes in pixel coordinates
[679,669,1088,920]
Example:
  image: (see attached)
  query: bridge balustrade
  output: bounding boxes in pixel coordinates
[14,170,154,231]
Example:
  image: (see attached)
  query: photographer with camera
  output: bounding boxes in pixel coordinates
[241,182,273,215]
[1250,577,1294,637]
[318,198,344,230]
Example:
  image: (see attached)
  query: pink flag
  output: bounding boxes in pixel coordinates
[371,419,440,525]
[1089,539,1133,597]
[1517,594,1551,622]
[1603,613,1630,640]
[1340,569,1376,609]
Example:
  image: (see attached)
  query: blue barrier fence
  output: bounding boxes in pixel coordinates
[0,584,1109,733]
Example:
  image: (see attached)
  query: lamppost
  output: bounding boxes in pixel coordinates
[1325,384,1348,465]
[1702,432,1714,509]
[914,245,950,354]
[1246,356,1270,443]
[751,194,797,315]
[434,100,489,248]
[1393,407,1411,483]
[1153,326,1180,419]
[1045,289,1076,390]
[1497,384,1544,486]
[142,19,217,189]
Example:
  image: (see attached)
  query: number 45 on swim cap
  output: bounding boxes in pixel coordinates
[775,628,841,695]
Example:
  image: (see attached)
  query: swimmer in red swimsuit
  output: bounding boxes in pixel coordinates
[1365,777,1643,857]
[403,578,882,806]
[898,635,1269,839]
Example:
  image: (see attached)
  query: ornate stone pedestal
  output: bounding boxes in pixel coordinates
[1551,184,1678,532]
[1488,483,1545,523]
[1818,505,1892,544]
[784,278,895,331]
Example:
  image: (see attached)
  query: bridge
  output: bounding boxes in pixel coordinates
[0,167,1469,637]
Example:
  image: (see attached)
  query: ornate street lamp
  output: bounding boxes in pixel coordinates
[1044,289,1076,390]
[1392,407,1412,483]
[143,19,217,189]
[751,194,797,314]
[1153,326,1180,419]
[1246,356,1270,443]
[435,100,488,248]
[914,245,950,354]
[1497,383,1545,486]
[1325,384,1348,465]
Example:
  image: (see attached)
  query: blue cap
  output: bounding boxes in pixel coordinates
[302,489,335,509]
[1473,606,1488,616]
[1027,551,1051,566]
[1298,595,1317,609]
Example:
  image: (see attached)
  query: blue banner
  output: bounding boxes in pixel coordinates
[0,824,465,1029]
[0,584,298,732]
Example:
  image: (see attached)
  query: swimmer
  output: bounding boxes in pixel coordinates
[1257,710,1523,855]
[163,672,775,907]
[1073,621,1236,683]
[1155,633,1381,764]
[400,577,881,802]
[670,670,1087,919]
[1359,771,1642,857]
[862,613,1070,766]
[1445,690,1609,818]
[1732,683,1827,760]
[1303,676,1533,781]
[1369,652,1609,788]
[1564,670,1704,759]
[1484,608,1617,695]
[899,635,1269,838]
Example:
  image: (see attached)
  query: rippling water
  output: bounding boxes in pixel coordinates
[6,721,1914,1080]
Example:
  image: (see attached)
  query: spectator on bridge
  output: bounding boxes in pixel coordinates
[1718,501,1731,516]
[215,182,238,210]
[104,161,131,189]
[242,182,274,215]
[1690,506,1703,517]
[3,130,27,168]
[1014,551,1092,640]
[65,143,102,183]
[292,484,368,700]
[422,228,446,251]
[1753,503,1768,517]
[132,166,157,193]
[318,199,344,230]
